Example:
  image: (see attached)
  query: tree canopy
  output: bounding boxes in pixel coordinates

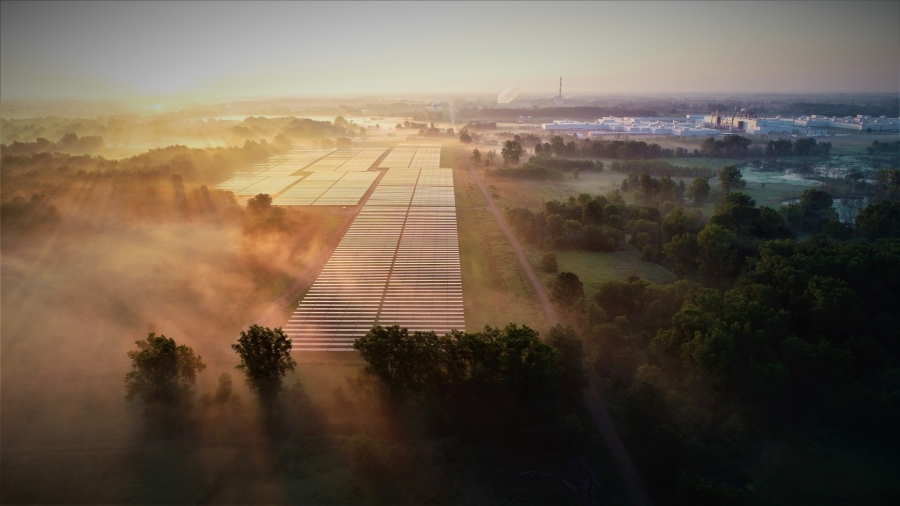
[231,325,297,401]
[125,333,206,407]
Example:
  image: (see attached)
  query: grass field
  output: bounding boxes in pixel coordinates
[473,162,678,295]
[524,245,677,297]
[445,146,548,332]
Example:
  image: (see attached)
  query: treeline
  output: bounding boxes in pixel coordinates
[761,99,900,118]
[507,191,634,252]
[610,160,713,178]
[280,117,349,139]
[763,137,832,157]
[0,193,60,237]
[353,324,591,452]
[1,139,281,184]
[1,132,105,156]
[489,156,603,180]
[867,140,900,155]
[532,135,833,162]
[0,140,289,235]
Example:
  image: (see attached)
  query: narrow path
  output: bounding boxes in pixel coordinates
[458,150,559,326]
[459,149,654,506]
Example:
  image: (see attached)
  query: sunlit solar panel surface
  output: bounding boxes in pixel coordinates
[287,160,463,351]
[235,176,303,196]
[218,148,386,205]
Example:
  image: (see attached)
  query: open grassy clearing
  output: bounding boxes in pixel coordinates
[476,166,679,292]
[524,245,677,298]
[485,169,622,210]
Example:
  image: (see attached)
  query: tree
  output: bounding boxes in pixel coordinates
[232,325,297,402]
[552,272,584,308]
[125,333,206,407]
[501,140,524,166]
[717,165,746,192]
[696,224,740,278]
[797,188,838,232]
[487,149,497,162]
[459,127,473,144]
[247,194,272,215]
[546,325,589,393]
[551,136,566,156]
[540,252,558,273]
[685,177,711,206]
[855,201,900,239]
[353,325,443,396]
[664,233,700,273]
[472,148,481,163]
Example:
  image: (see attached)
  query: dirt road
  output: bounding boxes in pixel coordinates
[459,149,654,506]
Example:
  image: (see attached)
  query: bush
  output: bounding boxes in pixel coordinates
[540,252,558,273]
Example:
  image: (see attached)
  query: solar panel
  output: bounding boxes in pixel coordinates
[287,160,465,351]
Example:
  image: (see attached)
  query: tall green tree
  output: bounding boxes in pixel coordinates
[232,325,297,402]
[717,165,746,192]
[855,201,900,239]
[125,333,206,407]
[696,225,740,278]
[685,177,711,206]
[552,271,585,308]
[501,140,524,165]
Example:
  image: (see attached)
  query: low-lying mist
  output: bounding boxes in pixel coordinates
[0,135,411,502]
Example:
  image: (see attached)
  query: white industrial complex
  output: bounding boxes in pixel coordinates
[542,117,719,137]
[543,114,899,137]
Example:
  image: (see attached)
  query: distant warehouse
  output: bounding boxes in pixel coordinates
[542,117,718,137]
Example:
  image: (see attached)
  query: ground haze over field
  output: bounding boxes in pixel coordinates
[2,1,900,506]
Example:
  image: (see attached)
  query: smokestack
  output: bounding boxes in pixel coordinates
[559,77,562,98]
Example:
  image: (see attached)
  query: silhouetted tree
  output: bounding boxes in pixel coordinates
[552,271,584,309]
[125,333,206,408]
[501,140,524,165]
[247,194,273,215]
[232,325,296,403]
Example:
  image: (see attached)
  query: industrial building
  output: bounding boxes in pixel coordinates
[542,117,718,137]
[542,112,898,138]
[703,111,899,134]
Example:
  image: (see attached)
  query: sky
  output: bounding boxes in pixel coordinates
[1,1,899,100]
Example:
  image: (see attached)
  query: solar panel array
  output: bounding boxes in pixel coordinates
[214,149,332,194]
[378,143,441,169]
[215,148,386,204]
[286,162,464,351]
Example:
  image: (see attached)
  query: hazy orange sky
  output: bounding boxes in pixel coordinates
[1,1,898,100]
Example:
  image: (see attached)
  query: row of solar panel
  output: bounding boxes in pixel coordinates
[287,164,463,351]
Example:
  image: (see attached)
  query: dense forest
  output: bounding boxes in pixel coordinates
[501,155,900,502]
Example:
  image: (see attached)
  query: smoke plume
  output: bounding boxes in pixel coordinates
[497,86,519,104]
